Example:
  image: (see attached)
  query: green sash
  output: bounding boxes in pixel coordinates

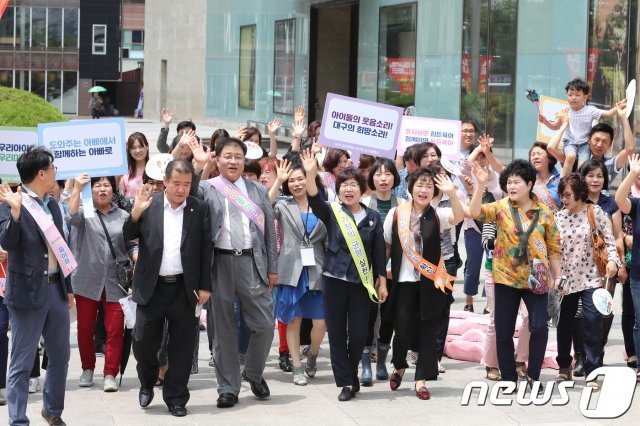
[330,202,377,302]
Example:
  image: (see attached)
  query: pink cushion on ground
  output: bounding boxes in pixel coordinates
[445,340,484,362]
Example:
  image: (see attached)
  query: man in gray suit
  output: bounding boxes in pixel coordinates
[196,137,277,408]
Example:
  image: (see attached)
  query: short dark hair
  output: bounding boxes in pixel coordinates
[243,159,262,177]
[243,126,262,142]
[461,120,476,131]
[90,176,117,193]
[427,160,450,178]
[209,128,230,152]
[165,159,195,179]
[357,154,376,172]
[335,167,366,195]
[176,120,196,133]
[56,179,65,189]
[367,157,400,190]
[565,78,590,95]
[558,173,588,203]
[403,143,420,163]
[408,167,440,197]
[498,159,537,194]
[528,141,557,172]
[214,137,247,157]
[322,148,350,173]
[307,121,321,139]
[579,158,609,191]
[588,123,614,145]
[16,145,54,184]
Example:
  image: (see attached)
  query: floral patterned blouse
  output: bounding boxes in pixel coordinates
[555,205,621,293]
[478,196,561,290]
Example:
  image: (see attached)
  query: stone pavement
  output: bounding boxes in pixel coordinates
[1,280,638,425]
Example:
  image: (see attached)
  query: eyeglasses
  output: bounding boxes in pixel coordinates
[560,192,574,200]
[341,182,360,189]
[461,129,476,133]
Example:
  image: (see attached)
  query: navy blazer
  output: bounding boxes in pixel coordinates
[308,193,386,283]
[0,199,73,309]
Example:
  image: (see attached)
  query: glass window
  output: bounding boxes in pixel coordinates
[48,8,62,48]
[15,70,29,90]
[238,24,256,110]
[47,71,62,110]
[122,29,144,51]
[63,9,79,49]
[92,24,107,55]
[31,70,45,99]
[15,7,30,49]
[31,8,47,49]
[377,3,417,109]
[273,19,295,115]
[0,6,14,48]
[0,70,13,88]
[460,0,518,149]
[62,71,78,114]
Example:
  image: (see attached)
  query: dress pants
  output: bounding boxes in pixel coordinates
[621,275,636,360]
[211,253,274,395]
[555,288,602,376]
[494,284,548,382]
[133,276,195,407]
[463,228,483,297]
[7,282,70,426]
[323,276,371,387]
[0,296,8,389]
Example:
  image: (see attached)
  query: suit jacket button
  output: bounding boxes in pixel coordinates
[44,271,48,275]
[44,254,48,258]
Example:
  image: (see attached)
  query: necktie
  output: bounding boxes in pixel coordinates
[229,203,245,250]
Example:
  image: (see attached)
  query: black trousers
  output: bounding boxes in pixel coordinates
[365,281,394,347]
[391,281,441,381]
[621,275,636,359]
[323,276,371,387]
[133,277,196,407]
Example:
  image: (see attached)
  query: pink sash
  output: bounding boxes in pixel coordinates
[533,176,559,212]
[22,194,77,277]
[207,176,265,233]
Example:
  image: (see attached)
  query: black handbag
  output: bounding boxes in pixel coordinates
[97,211,133,294]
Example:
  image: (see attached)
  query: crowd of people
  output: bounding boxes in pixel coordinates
[1,77,640,425]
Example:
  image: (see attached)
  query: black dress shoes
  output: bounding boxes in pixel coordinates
[241,370,270,399]
[139,388,154,408]
[338,386,355,401]
[168,405,188,417]
[217,393,239,408]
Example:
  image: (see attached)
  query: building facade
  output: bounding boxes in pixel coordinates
[143,0,639,161]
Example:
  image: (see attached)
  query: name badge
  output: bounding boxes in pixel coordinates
[300,247,316,266]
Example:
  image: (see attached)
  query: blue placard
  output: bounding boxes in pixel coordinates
[38,118,128,180]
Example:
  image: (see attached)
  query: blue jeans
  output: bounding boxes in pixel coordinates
[555,287,602,376]
[494,284,548,382]
[630,276,640,369]
[463,228,483,297]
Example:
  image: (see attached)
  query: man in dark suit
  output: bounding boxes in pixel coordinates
[196,137,278,408]
[123,159,211,417]
[0,147,74,426]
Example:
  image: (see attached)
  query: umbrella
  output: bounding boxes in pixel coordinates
[88,86,107,93]
[119,327,133,386]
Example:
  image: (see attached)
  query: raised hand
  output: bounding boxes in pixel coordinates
[434,174,456,195]
[276,158,292,184]
[73,173,91,193]
[471,161,489,185]
[555,107,569,124]
[616,98,628,118]
[478,134,494,155]
[629,153,640,176]
[294,105,305,123]
[132,184,153,219]
[0,183,23,219]
[236,126,248,141]
[187,137,210,164]
[291,119,307,139]
[179,129,196,148]
[268,117,282,135]
[161,107,174,127]
[301,149,318,177]
[311,140,323,155]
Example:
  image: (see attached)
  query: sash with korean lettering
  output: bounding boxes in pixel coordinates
[330,202,377,302]
[208,176,265,233]
[396,202,455,293]
[533,175,559,212]
[21,194,77,277]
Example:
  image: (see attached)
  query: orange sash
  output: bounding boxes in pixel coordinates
[397,203,455,293]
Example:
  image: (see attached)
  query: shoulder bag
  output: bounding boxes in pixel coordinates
[586,204,608,278]
[97,211,133,294]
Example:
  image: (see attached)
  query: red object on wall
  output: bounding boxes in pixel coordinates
[0,0,9,20]
[387,58,416,95]
[587,48,600,93]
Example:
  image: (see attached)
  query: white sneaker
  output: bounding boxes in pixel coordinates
[79,370,94,387]
[0,388,6,405]
[103,375,118,392]
[438,361,446,373]
[28,378,39,394]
